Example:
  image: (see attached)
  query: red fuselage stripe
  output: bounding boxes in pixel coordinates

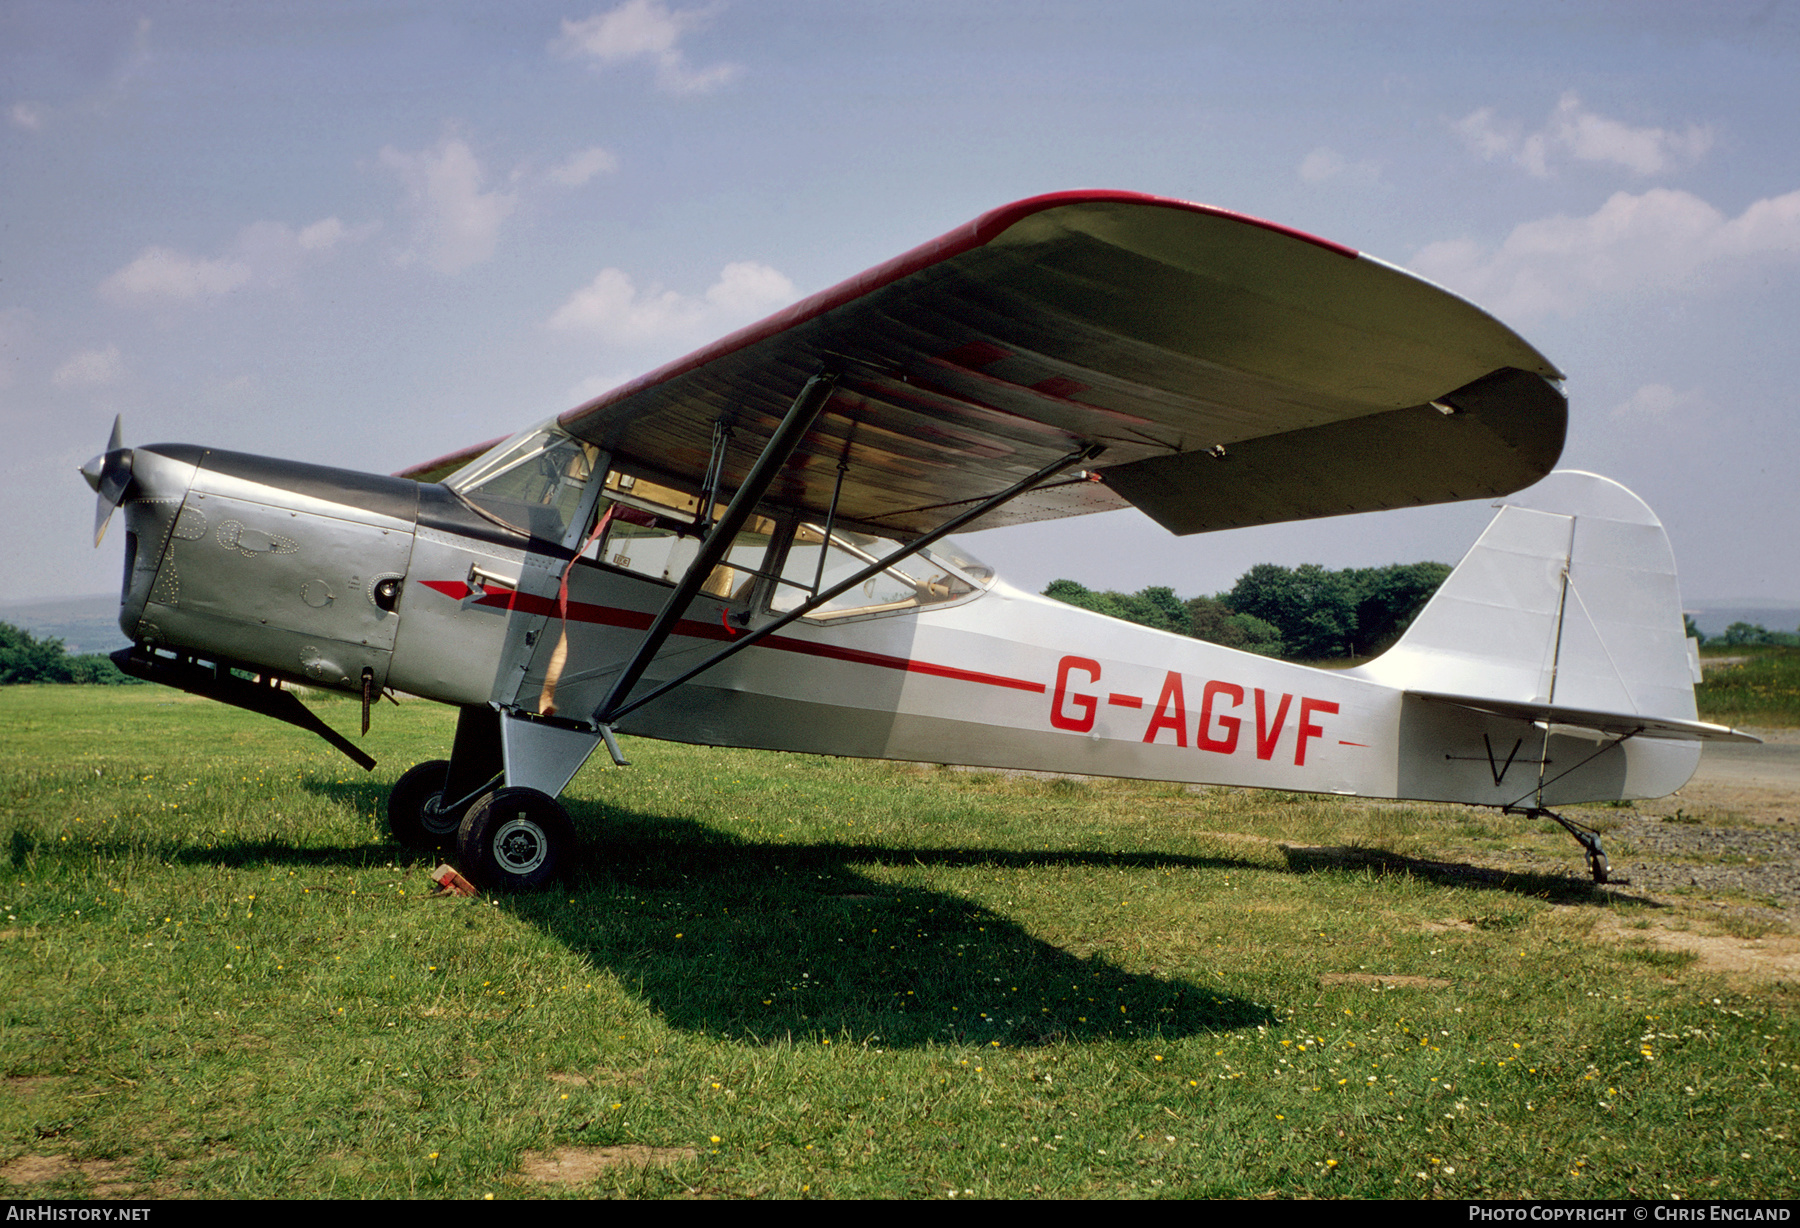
[420,580,1047,695]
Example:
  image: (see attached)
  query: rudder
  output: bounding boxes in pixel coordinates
[1352,470,1698,726]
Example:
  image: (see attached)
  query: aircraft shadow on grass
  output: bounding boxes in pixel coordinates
[18,774,1648,1048]
[1277,844,1658,907]
[9,780,1243,1045]
[7,763,1656,1044]
[290,778,1647,1044]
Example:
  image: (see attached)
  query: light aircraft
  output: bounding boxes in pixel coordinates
[80,190,1756,891]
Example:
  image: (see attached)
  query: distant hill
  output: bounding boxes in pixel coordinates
[0,594,131,655]
[1685,603,1800,640]
[7,593,1794,655]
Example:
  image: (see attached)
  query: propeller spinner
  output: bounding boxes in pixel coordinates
[79,415,133,546]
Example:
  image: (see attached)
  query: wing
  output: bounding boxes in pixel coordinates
[403,190,1565,537]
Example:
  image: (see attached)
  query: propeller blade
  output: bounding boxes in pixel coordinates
[81,415,133,546]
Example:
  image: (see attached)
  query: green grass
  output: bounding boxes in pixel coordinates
[1698,644,1800,727]
[0,685,1794,1198]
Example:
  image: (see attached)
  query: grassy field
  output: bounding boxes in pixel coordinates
[1698,644,1800,728]
[0,685,1794,1199]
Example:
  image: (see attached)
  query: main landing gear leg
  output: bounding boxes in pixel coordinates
[450,710,600,890]
[386,705,504,851]
[403,708,589,891]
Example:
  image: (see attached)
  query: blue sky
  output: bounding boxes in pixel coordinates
[5,1,1797,607]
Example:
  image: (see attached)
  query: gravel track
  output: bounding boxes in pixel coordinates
[1468,728,1800,911]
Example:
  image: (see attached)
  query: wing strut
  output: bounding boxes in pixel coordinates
[590,371,841,730]
[593,438,1103,739]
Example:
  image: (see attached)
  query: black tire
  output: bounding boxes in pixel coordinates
[456,787,574,892]
[387,759,464,850]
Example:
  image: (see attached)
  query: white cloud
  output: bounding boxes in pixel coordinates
[100,247,254,303]
[1411,187,1800,320]
[380,136,518,274]
[703,261,795,314]
[52,344,125,390]
[1450,108,1515,161]
[548,260,795,346]
[98,216,366,305]
[8,102,45,131]
[232,218,364,282]
[1611,383,1709,422]
[1551,95,1712,175]
[548,145,620,187]
[553,1,740,95]
[119,18,154,93]
[1452,92,1713,178]
[1298,146,1379,186]
[298,217,350,250]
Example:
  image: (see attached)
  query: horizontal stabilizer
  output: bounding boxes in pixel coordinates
[1410,691,1760,744]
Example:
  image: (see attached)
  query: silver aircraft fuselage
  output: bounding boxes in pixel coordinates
[107,440,1703,813]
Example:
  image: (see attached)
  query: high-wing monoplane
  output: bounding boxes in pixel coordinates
[81,191,1756,890]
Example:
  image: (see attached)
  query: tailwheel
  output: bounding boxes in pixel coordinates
[1541,809,1612,884]
[456,787,575,892]
[388,759,466,850]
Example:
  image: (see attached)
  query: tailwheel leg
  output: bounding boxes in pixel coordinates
[1538,809,1611,883]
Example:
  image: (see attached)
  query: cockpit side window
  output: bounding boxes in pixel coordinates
[769,526,990,620]
[446,427,600,544]
[560,461,993,620]
[584,465,778,606]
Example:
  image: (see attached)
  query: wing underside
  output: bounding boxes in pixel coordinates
[405,191,1566,538]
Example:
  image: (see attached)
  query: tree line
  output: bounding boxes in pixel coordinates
[0,623,137,684]
[1696,620,1800,648]
[1044,561,1453,661]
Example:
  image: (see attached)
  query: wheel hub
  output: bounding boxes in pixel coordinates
[494,818,547,874]
[420,793,459,836]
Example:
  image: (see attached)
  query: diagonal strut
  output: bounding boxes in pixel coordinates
[592,371,839,725]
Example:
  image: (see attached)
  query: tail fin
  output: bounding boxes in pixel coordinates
[1353,470,1749,745]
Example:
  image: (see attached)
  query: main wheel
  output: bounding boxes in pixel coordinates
[456,787,574,892]
[387,760,464,850]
